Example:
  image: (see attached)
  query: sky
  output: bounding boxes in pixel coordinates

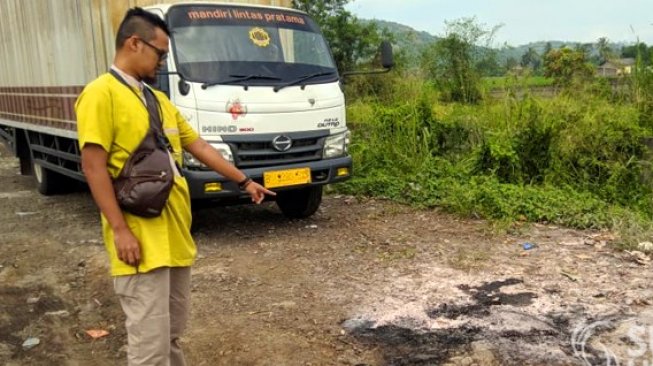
[345,0,653,46]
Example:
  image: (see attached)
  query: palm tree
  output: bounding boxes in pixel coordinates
[597,37,614,64]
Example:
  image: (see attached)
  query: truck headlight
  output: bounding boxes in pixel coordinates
[323,131,350,158]
[183,151,204,168]
[210,142,234,164]
[183,143,234,168]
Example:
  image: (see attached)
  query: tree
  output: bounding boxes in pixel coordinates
[543,42,554,59]
[476,53,502,77]
[544,48,595,86]
[505,56,519,72]
[520,47,541,72]
[574,43,593,58]
[597,37,615,64]
[421,17,501,103]
[622,42,651,65]
[292,0,381,72]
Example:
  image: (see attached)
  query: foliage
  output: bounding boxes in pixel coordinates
[632,48,653,130]
[622,42,652,65]
[544,42,553,58]
[367,19,435,70]
[422,34,481,103]
[421,17,501,103]
[482,76,553,89]
[363,19,629,77]
[310,15,653,248]
[340,73,653,248]
[476,52,503,77]
[504,56,519,72]
[544,48,595,87]
[292,0,381,72]
[596,37,616,64]
[520,47,542,72]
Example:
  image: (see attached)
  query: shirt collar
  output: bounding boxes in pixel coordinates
[110,65,143,92]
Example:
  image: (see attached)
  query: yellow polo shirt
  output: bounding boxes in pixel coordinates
[75,73,200,276]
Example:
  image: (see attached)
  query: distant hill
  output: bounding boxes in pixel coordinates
[368,19,437,46]
[364,19,624,68]
[362,19,438,67]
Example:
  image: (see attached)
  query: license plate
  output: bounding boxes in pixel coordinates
[264,167,311,189]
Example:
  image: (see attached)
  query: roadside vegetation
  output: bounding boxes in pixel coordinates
[297,0,653,248]
[482,76,553,89]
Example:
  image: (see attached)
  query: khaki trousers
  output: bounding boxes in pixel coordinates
[114,267,191,366]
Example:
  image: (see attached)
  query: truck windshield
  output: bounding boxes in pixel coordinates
[167,5,338,87]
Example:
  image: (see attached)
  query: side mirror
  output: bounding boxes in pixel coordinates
[178,79,191,96]
[341,40,394,78]
[156,71,191,96]
[380,41,394,70]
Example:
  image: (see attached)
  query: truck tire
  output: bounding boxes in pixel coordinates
[276,186,322,219]
[33,161,65,195]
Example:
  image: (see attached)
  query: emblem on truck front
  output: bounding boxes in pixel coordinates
[272,135,293,152]
[226,99,247,120]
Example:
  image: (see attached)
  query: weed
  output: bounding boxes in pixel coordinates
[340,73,653,248]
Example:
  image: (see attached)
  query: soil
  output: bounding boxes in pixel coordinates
[2,143,653,366]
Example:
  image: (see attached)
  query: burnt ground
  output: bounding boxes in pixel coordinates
[2,143,653,366]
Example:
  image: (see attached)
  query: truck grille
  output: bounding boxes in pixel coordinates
[223,131,328,168]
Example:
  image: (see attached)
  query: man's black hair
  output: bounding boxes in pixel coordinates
[115,7,170,50]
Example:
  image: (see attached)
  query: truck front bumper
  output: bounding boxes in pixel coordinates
[183,156,352,200]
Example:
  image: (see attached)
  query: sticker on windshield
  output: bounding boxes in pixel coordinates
[249,27,270,47]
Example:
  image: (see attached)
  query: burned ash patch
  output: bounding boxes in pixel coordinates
[427,279,537,320]
[353,324,482,365]
[342,278,627,365]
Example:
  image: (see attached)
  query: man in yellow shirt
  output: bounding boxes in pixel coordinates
[75,8,274,366]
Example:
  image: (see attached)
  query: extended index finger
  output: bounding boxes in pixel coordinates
[263,187,276,196]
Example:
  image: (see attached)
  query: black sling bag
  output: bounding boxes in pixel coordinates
[109,70,174,218]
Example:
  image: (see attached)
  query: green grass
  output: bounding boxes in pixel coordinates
[340,74,653,249]
[482,76,554,89]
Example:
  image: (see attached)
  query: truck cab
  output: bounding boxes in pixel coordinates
[0,0,391,219]
[150,3,352,218]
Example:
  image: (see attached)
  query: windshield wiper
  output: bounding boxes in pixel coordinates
[273,71,337,92]
[201,74,281,89]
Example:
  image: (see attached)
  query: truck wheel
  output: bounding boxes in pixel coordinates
[33,161,65,195]
[276,186,322,219]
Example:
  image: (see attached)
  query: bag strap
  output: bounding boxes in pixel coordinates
[109,69,171,152]
[142,87,164,132]
[109,69,163,128]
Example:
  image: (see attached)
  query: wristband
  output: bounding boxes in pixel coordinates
[238,177,253,189]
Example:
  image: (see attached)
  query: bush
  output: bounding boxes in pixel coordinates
[340,75,653,246]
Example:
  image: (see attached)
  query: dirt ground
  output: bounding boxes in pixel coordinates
[2,144,653,366]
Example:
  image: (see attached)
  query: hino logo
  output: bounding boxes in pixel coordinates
[202,125,237,134]
[272,135,293,152]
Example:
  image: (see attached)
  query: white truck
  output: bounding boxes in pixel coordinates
[0,0,392,218]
